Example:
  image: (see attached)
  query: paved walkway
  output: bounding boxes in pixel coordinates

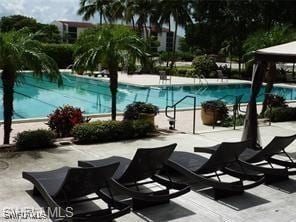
[77,72,251,87]
[0,121,296,221]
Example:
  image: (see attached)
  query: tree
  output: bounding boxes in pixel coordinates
[159,0,192,53]
[33,25,62,43]
[0,15,62,43]
[0,31,62,144]
[78,0,112,25]
[0,15,38,32]
[74,25,148,120]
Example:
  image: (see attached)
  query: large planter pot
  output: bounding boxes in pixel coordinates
[138,113,155,125]
[201,108,223,125]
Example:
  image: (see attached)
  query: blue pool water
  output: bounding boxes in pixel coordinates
[0,73,296,120]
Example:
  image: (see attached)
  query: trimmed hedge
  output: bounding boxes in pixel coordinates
[42,44,74,68]
[156,66,194,77]
[15,129,56,150]
[72,120,155,144]
[264,107,296,122]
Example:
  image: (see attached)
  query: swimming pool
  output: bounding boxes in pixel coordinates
[0,72,296,120]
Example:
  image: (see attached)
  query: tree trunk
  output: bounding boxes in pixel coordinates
[131,17,135,30]
[99,9,103,25]
[169,20,178,68]
[261,62,276,115]
[109,68,118,120]
[173,21,178,53]
[2,68,15,144]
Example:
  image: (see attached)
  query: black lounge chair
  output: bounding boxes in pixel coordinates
[167,141,265,200]
[23,163,130,221]
[199,134,296,184]
[78,143,191,210]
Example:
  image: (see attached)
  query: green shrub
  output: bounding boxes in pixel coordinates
[178,52,195,61]
[42,44,74,68]
[15,129,56,150]
[222,115,245,127]
[266,94,286,108]
[133,119,156,137]
[192,55,218,78]
[201,100,229,120]
[72,120,155,144]
[264,107,296,122]
[124,102,159,120]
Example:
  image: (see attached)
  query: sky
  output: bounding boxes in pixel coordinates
[0,0,185,36]
[0,0,98,23]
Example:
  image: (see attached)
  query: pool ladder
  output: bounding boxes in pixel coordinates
[165,95,197,134]
[194,74,209,95]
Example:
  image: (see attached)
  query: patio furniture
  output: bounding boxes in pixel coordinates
[199,134,296,184]
[23,163,130,221]
[166,140,265,200]
[78,143,190,210]
[217,70,228,82]
[159,71,172,84]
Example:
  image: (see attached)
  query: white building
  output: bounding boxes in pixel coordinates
[52,20,181,52]
[138,25,181,52]
[51,20,93,43]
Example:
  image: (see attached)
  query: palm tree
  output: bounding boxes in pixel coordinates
[78,0,111,25]
[159,0,193,53]
[0,31,61,144]
[74,25,148,120]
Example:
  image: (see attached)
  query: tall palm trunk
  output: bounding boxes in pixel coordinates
[170,20,178,68]
[2,68,15,144]
[131,17,135,30]
[173,21,178,53]
[100,12,103,25]
[109,68,118,120]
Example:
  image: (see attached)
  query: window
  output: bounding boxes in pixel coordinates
[166,32,174,52]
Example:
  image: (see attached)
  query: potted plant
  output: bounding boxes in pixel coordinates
[201,100,228,125]
[123,102,159,125]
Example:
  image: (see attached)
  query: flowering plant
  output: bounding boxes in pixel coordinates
[47,105,86,137]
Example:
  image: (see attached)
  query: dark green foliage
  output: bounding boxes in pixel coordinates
[264,107,296,122]
[132,119,156,137]
[156,66,194,77]
[0,15,61,43]
[201,100,229,120]
[222,115,245,127]
[34,25,61,43]
[72,120,155,144]
[192,55,218,78]
[42,44,74,68]
[15,129,56,150]
[266,94,287,108]
[0,15,38,32]
[123,102,159,120]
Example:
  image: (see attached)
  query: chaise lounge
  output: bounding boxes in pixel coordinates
[78,143,191,210]
[166,140,265,200]
[199,134,296,184]
[23,163,130,221]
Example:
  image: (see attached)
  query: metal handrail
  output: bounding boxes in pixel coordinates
[165,95,197,134]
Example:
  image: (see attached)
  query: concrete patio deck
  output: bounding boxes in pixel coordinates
[0,121,296,221]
